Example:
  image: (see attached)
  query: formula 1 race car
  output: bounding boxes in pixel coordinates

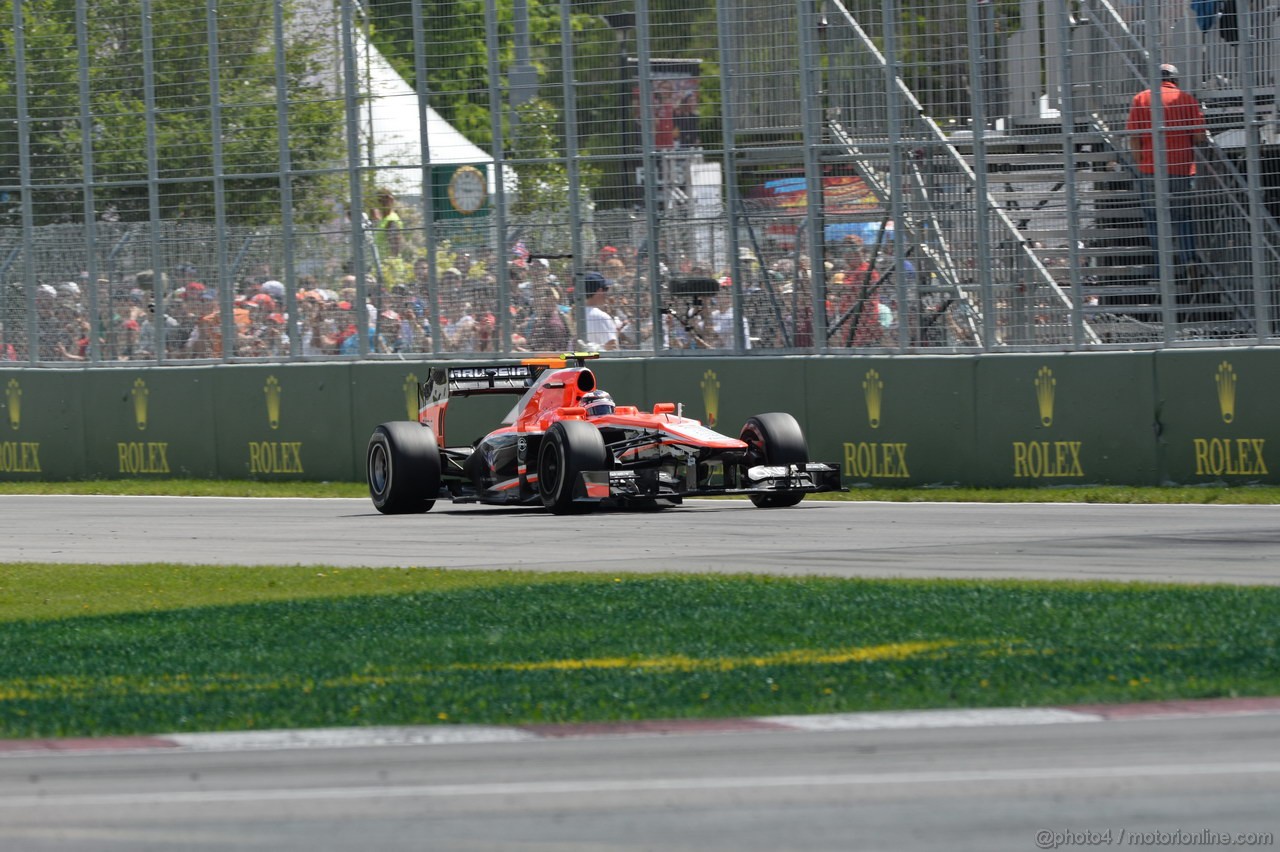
[367,353,841,514]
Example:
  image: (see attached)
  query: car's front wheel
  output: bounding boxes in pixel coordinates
[367,422,441,514]
[740,412,808,508]
[538,420,608,515]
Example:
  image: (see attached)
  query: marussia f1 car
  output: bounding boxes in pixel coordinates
[367,353,842,514]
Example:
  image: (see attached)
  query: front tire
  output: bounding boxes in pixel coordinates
[740,412,808,508]
[538,420,608,515]
[367,422,440,514]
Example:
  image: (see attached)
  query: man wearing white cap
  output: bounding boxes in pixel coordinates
[1126,64,1209,275]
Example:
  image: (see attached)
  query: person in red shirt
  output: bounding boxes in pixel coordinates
[1126,64,1209,273]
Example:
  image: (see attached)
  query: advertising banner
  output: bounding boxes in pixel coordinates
[1154,350,1278,484]
[641,358,811,439]
[0,370,84,480]
[211,364,354,481]
[2,349,1275,487]
[974,353,1160,487]
[80,367,218,479]
[630,59,702,152]
[809,356,979,485]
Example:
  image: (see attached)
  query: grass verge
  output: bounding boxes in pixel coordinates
[1,479,1279,503]
[0,564,1276,738]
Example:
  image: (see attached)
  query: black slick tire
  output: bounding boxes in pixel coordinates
[740,412,808,508]
[367,422,441,514]
[538,420,608,515]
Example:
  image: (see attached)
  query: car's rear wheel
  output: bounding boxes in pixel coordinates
[367,422,440,514]
[538,420,608,515]
[740,412,808,508]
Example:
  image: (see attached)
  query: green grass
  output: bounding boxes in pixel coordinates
[0,479,367,499]
[0,564,1276,738]
[3,479,1280,503]
[0,483,1274,738]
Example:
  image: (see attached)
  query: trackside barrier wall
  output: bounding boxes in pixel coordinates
[1153,350,1278,484]
[0,351,1276,486]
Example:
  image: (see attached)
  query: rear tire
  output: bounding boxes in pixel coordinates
[740,412,808,508]
[538,420,608,515]
[367,422,440,514]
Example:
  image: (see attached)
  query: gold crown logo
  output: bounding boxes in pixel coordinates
[863,369,884,429]
[1215,360,1236,424]
[1035,366,1056,427]
[131,378,149,431]
[5,379,20,431]
[264,375,282,430]
[403,372,419,421]
[700,369,720,427]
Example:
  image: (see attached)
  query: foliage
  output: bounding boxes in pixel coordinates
[0,0,346,226]
[506,98,600,215]
[367,0,580,147]
[0,0,1032,229]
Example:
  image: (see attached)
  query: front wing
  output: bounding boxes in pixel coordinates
[578,462,843,502]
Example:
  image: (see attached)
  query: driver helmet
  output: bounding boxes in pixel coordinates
[578,390,615,417]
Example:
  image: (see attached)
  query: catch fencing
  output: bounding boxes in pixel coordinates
[2,0,1279,365]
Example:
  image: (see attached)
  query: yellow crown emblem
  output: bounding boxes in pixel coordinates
[700,369,720,427]
[5,379,21,431]
[863,369,883,429]
[131,378,149,431]
[1035,366,1056,427]
[1215,361,1236,425]
[403,372,419,421]
[264,375,282,430]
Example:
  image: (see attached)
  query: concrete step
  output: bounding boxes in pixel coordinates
[984,169,1125,183]
[1034,243,1152,256]
[1018,226,1147,242]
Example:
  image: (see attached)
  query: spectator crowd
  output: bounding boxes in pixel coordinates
[3,224,986,363]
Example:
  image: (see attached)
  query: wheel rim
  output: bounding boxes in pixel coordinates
[741,425,766,464]
[370,442,390,496]
[540,439,562,501]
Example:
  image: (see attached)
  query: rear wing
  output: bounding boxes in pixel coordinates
[419,352,600,410]
[435,364,540,397]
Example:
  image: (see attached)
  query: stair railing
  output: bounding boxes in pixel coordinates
[825,0,1100,345]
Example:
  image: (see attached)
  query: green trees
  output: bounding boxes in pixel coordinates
[0,0,345,226]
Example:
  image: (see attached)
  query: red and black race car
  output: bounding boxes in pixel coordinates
[367,353,841,514]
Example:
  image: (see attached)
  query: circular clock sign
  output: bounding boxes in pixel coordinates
[447,165,487,214]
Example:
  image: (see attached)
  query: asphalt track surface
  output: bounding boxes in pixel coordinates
[1,709,1277,851]
[1,494,1278,584]
[2,495,1278,850]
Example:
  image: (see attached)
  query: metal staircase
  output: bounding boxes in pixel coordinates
[823,1,1099,347]
[821,0,1270,345]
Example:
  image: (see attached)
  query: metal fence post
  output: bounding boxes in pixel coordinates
[484,0,512,354]
[410,0,441,357]
[881,0,908,352]
[715,0,745,352]
[635,0,665,352]
[966,0,996,350]
[12,0,36,365]
[274,0,300,358]
[340,0,368,357]
[141,0,168,362]
[798,0,827,352]
[1238,0,1271,340]
[207,0,233,361]
[1056,0,1087,346]
[560,0,586,348]
[75,0,102,363]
